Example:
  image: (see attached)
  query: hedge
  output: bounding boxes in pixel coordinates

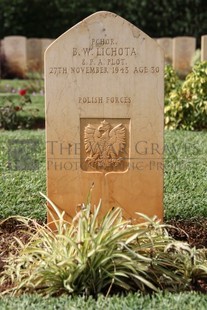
[0,0,206,44]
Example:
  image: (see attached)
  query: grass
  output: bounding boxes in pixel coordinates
[0,78,44,94]
[0,129,206,221]
[0,291,207,310]
[0,130,46,220]
[0,79,29,92]
[164,130,207,220]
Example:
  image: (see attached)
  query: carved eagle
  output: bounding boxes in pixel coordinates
[84,120,126,169]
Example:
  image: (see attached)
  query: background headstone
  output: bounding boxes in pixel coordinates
[201,35,207,61]
[157,38,173,64]
[45,11,164,224]
[173,36,196,77]
[27,38,42,73]
[41,39,54,72]
[3,36,27,78]
[0,40,3,78]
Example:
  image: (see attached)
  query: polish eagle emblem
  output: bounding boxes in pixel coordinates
[84,120,126,169]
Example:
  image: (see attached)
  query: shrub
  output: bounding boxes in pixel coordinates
[0,97,28,130]
[0,102,19,130]
[0,90,37,130]
[164,61,207,130]
[1,195,207,297]
[164,64,180,97]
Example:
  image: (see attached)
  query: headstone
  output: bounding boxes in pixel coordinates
[157,38,173,64]
[201,35,207,61]
[173,36,196,77]
[3,36,27,78]
[41,39,54,72]
[45,11,164,224]
[27,38,42,72]
[0,40,2,78]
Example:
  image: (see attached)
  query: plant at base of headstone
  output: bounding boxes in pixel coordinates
[1,194,207,297]
[165,61,207,130]
[0,90,35,130]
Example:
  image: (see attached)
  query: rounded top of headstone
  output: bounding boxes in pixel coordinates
[45,11,161,56]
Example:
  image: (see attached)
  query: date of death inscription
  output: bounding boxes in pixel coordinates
[49,65,160,76]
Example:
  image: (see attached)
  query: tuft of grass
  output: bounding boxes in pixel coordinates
[1,198,207,298]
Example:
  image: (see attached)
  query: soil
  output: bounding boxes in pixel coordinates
[0,217,207,294]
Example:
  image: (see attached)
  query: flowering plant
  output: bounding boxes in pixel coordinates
[0,89,32,130]
[19,89,27,96]
[17,88,32,109]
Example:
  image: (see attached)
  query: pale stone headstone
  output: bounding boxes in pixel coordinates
[0,40,2,78]
[45,11,164,224]
[173,36,196,77]
[41,39,54,72]
[0,39,2,53]
[3,36,27,78]
[27,38,42,72]
[201,35,207,61]
[157,38,173,64]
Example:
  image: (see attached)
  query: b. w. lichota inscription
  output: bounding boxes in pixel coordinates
[49,37,160,76]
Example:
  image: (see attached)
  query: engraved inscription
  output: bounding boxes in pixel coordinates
[49,65,160,76]
[84,120,126,169]
[73,47,137,57]
[48,36,160,76]
[78,96,131,104]
[91,38,116,47]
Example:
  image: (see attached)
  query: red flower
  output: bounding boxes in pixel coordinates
[14,106,22,111]
[19,89,27,96]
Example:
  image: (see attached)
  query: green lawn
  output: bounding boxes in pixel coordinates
[0,130,46,220]
[164,130,207,219]
[0,78,44,94]
[0,79,28,92]
[0,129,206,221]
[0,291,207,310]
